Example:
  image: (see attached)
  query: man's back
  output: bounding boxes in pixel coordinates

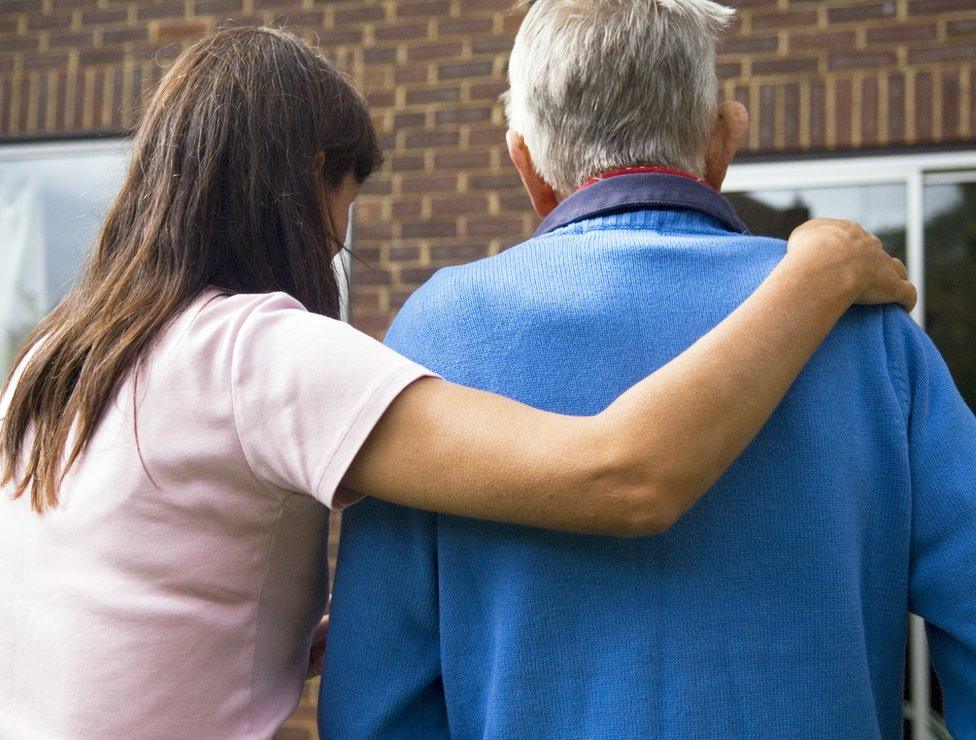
[322,179,976,738]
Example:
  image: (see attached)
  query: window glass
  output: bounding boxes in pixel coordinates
[924,181,976,410]
[0,144,128,372]
[726,184,907,263]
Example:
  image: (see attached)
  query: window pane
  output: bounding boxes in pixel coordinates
[924,181,976,411]
[0,144,128,373]
[726,184,907,263]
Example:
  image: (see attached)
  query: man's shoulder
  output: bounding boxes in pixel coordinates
[388,241,545,335]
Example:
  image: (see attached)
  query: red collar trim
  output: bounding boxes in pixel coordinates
[579,166,712,191]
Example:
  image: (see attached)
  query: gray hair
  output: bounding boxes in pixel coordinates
[504,0,733,195]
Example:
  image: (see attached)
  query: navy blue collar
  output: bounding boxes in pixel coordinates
[534,173,749,237]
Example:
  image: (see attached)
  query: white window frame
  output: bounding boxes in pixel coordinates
[726,149,976,329]
[727,149,976,740]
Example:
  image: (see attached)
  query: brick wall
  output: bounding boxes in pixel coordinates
[1,0,975,736]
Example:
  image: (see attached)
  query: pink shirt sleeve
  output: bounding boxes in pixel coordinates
[231,292,434,509]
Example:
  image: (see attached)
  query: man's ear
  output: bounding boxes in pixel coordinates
[704,101,749,191]
[506,130,560,217]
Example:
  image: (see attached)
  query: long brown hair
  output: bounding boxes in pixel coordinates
[1,27,382,511]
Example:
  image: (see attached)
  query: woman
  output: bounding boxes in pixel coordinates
[0,27,913,739]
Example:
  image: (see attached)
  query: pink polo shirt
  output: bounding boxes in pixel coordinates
[0,290,431,739]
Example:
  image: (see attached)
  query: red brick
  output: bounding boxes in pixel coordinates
[434,150,492,169]
[404,129,460,148]
[438,60,494,80]
[752,9,817,29]
[471,36,513,54]
[136,3,184,20]
[466,126,505,145]
[946,19,976,37]
[752,57,818,75]
[35,71,49,131]
[460,0,518,10]
[437,17,493,36]
[354,266,394,285]
[2,36,41,52]
[405,86,461,104]
[53,71,67,129]
[430,243,491,261]
[834,77,853,147]
[828,50,898,71]
[79,49,126,65]
[157,20,209,40]
[465,216,523,237]
[391,153,426,171]
[435,106,493,124]
[27,12,72,30]
[784,82,800,148]
[470,82,507,101]
[364,47,397,64]
[398,0,450,18]
[861,76,879,145]
[194,0,243,13]
[0,78,10,134]
[758,83,776,148]
[102,27,150,44]
[716,62,741,79]
[866,23,937,43]
[408,41,463,62]
[827,2,897,23]
[908,0,976,13]
[908,43,976,64]
[395,66,428,84]
[388,245,422,261]
[334,5,386,24]
[401,220,457,238]
[430,194,489,216]
[374,22,429,41]
[470,173,523,190]
[393,112,426,128]
[392,201,423,218]
[809,80,827,149]
[942,70,960,138]
[790,31,856,51]
[719,35,779,54]
[252,0,303,9]
[915,70,933,141]
[23,53,69,70]
[970,64,976,140]
[0,0,36,10]
[400,174,458,193]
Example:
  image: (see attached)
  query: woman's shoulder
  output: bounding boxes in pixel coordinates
[182,289,345,346]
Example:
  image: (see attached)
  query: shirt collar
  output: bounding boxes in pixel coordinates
[534,172,749,238]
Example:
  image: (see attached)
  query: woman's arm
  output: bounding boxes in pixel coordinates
[343,219,916,538]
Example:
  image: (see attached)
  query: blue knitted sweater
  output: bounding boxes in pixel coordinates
[321,175,976,739]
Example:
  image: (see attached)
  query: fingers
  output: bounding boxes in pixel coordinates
[898,278,919,312]
[888,255,908,280]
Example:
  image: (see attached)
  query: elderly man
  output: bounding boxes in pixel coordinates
[321,0,976,736]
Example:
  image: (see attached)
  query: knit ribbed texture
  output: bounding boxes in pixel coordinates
[321,208,976,739]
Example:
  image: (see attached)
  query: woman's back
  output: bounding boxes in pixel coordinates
[0,290,424,738]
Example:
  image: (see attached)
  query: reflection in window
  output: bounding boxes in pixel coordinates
[925,182,976,410]
[0,144,128,373]
[726,185,907,263]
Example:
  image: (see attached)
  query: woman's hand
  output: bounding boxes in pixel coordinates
[306,614,328,680]
[786,218,917,311]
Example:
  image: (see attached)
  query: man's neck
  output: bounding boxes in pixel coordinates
[577,165,711,193]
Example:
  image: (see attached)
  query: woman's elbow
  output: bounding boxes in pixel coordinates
[576,428,697,539]
[591,443,687,539]
[610,484,683,539]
